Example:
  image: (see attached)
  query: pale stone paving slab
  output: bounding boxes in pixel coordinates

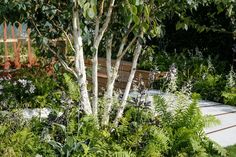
[200,103,236,147]
[199,100,224,107]
[204,113,236,133]
[206,127,236,147]
[200,105,236,116]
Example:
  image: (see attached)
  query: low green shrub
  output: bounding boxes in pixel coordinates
[142,50,230,104]
[226,144,236,157]
[0,69,80,110]
[39,92,226,156]
[222,88,236,105]
[0,113,55,157]
[153,93,225,157]
[193,74,226,102]
[0,70,228,156]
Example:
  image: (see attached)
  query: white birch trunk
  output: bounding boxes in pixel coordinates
[102,35,137,126]
[91,0,115,117]
[114,38,143,126]
[102,36,127,125]
[72,6,92,115]
[92,46,98,117]
[102,35,114,126]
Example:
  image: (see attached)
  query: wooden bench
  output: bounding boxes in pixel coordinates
[85,57,167,90]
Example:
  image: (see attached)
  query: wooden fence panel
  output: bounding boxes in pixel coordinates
[0,22,35,70]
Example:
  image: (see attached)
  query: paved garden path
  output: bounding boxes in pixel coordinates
[200,100,236,147]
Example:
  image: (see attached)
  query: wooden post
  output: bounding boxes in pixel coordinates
[27,28,34,66]
[12,23,21,69]
[3,22,10,70]
[16,23,22,68]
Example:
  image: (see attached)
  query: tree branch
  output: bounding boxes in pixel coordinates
[62,29,75,52]
[117,36,137,59]
[116,23,135,57]
[101,34,114,126]
[94,0,115,47]
[30,17,78,79]
[106,34,113,79]
[47,46,78,78]
[94,0,105,41]
[99,0,105,16]
[114,31,144,126]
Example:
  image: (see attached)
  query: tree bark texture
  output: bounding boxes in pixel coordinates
[114,34,143,126]
[72,6,92,115]
[92,0,115,118]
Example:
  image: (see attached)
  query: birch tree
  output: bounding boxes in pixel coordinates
[72,1,92,114]
[1,0,234,127]
[0,0,160,126]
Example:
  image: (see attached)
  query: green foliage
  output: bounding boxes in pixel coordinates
[63,73,80,101]
[0,113,55,157]
[0,0,162,58]
[0,77,38,109]
[193,74,226,102]
[0,85,227,157]
[25,89,224,157]
[113,106,169,156]
[222,67,236,105]
[226,144,236,157]
[0,0,234,156]
[41,105,170,156]
[222,88,236,105]
[154,95,226,157]
[0,68,83,110]
[139,50,230,103]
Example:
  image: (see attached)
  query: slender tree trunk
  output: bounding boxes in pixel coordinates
[102,36,127,126]
[91,14,100,118]
[102,35,114,126]
[92,46,98,117]
[91,0,115,118]
[102,35,137,126]
[114,35,143,126]
[72,6,92,115]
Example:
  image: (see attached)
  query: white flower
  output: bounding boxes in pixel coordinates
[207,56,215,72]
[226,66,236,88]
[202,73,206,80]
[67,98,74,104]
[166,64,178,93]
[29,85,36,94]
[0,85,3,90]
[181,80,193,97]
[18,79,27,87]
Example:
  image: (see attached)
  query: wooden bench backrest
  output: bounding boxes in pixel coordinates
[85,57,167,89]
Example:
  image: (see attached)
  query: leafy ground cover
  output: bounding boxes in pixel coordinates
[0,68,228,156]
[226,144,236,157]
